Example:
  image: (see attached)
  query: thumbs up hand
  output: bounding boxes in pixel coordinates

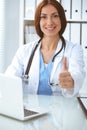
[59,57,74,89]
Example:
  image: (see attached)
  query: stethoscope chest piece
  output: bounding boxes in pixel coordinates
[21,75,29,83]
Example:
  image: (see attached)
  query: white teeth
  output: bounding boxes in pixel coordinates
[47,27,54,30]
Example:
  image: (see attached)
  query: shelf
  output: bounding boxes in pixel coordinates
[24,18,87,25]
[67,19,87,23]
[24,19,34,26]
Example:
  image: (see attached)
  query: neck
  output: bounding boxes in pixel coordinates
[41,35,60,51]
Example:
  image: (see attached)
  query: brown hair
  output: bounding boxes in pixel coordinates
[34,0,67,39]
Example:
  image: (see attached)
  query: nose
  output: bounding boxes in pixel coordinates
[47,17,53,25]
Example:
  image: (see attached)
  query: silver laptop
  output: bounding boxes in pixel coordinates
[0,73,47,121]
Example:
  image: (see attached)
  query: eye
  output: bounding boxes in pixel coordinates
[53,14,59,18]
[40,15,47,19]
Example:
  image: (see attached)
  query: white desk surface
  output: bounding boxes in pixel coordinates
[0,94,87,130]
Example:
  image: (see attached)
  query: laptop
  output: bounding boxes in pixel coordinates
[0,73,47,121]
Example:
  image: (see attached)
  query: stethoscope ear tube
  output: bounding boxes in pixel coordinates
[25,39,41,76]
[52,36,66,62]
[22,39,41,82]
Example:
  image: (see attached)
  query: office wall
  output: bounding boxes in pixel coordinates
[0,0,6,72]
[0,0,20,72]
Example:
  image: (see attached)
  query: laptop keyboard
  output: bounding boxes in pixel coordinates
[24,109,38,117]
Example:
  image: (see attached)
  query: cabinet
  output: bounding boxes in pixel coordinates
[19,0,39,46]
[20,0,87,94]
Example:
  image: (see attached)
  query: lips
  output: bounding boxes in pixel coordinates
[45,27,56,30]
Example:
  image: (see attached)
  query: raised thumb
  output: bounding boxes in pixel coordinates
[62,57,67,71]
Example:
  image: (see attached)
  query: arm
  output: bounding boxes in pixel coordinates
[59,44,86,97]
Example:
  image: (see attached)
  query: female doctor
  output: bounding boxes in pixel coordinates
[5,0,85,97]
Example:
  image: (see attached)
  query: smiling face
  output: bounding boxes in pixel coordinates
[40,4,61,38]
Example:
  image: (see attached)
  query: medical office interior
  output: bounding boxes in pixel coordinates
[0,0,87,95]
[0,0,87,130]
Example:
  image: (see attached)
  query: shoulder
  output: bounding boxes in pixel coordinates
[65,40,83,52]
[16,41,39,56]
[20,40,38,51]
[65,40,83,57]
[65,40,80,48]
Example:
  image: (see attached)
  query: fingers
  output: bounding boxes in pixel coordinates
[59,76,74,88]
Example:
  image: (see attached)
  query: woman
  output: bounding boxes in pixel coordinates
[5,0,85,97]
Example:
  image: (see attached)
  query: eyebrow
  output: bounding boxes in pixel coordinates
[41,12,58,15]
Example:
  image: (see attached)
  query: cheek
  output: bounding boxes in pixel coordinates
[58,20,61,27]
[56,18,61,27]
[57,22,61,31]
[40,21,45,31]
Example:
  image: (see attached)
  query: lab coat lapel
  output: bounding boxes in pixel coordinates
[50,40,65,81]
[28,43,41,93]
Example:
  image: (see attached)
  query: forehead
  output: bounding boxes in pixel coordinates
[41,4,58,14]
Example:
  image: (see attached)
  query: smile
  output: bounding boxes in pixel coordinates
[46,27,56,30]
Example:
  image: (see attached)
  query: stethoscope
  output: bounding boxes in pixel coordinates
[22,36,66,86]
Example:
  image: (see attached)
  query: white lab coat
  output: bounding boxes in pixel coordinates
[5,39,85,97]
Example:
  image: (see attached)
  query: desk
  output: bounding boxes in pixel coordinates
[0,94,87,130]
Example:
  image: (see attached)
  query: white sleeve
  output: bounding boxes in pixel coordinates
[5,46,24,77]
[62,44,86,97]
